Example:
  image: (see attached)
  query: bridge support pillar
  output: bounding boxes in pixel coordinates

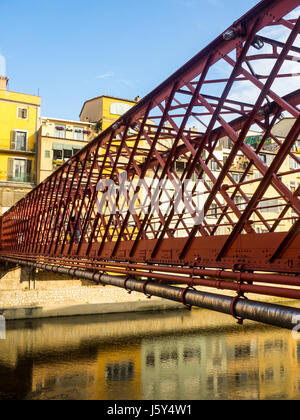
[0,264,33,291]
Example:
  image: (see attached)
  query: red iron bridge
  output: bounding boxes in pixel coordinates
[1,0,300,329]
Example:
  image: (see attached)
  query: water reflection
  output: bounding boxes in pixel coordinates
[0,309,300,400]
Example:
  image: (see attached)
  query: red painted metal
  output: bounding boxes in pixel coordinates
[0,0,300,302]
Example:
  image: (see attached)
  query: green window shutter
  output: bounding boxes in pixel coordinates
[26,160,32,182]
[7,158,14,181]
[11,131,16,150]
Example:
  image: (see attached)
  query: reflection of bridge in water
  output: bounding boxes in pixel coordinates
[1,309,300,400]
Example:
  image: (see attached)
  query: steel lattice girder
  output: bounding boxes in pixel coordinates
[1,0,300,300]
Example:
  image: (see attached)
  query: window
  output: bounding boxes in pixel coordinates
[254,171,261,179]
[291,182,296,194]
[17,107,28,119]
[54,125,66,139]
[290,157,300,170]
[74,127,84,141]
[53,143,83,164]
[195,163,201,173]
[210,160,220,171]
[176,161,186,173]
[258,199,280,213]
[207,203,218,219]
[53,149,63,161]
[7,158,32,183]
[45,150,51,159]
[63,149,72,160]
[53,143,63,161]
[222,138,233,149]
[110,102,133,116]
[206,180,214,190]
[260,154,267,164]
[266,154,275,165]
[11,131,28,151]
[232,173,243,183]
[234,195,246,211]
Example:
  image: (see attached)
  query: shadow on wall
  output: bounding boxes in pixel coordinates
[0,264,33,290]
[0,264,94,290]
[0,263,19,280]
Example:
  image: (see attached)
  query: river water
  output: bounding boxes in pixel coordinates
[0,308,300,400]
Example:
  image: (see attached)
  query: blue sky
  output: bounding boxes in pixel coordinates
[1,0,259,120]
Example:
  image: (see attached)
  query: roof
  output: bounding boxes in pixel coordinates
[0,89,41,106]
[41,116,93,125]
[79,94,137,118]
[272,118,299,140]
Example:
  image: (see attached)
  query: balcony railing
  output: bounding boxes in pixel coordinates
[6,175,35,183]
[53,159,67,170]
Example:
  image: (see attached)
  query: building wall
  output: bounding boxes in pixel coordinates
[79,97,102,124]
[0,183,33,215]
[37,118,94,184]
[80,95,137,130]
[0,89,40,213]
[101,96,136,130]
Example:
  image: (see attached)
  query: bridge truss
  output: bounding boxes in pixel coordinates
[1,0,300,311]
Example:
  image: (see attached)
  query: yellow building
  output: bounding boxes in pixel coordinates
[79,95,138,130]
[0,76,41,214]
[37,117,95,184]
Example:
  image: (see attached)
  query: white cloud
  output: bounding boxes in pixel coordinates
[96,71,114,79]
[117,79,134,88]
[0,52,6,76]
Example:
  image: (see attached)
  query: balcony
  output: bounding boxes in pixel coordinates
[0,147,35,156]
[53,159,67,170]
[6,174,35,184]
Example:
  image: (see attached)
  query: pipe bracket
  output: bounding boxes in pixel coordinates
[124,276,132,294]
[142,280,152,299]
[181,286,197,311]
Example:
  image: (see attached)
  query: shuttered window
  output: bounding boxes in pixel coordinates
[11,131,28,151]
[53,143,83,161]
[258,199,280,213]
[74,127,84,141]
[110,102,133,116]
[17,108,28,119]
[54,125,66,139]
[7,159,32,183]
[207,203,218,219]
[7,158,14,181]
